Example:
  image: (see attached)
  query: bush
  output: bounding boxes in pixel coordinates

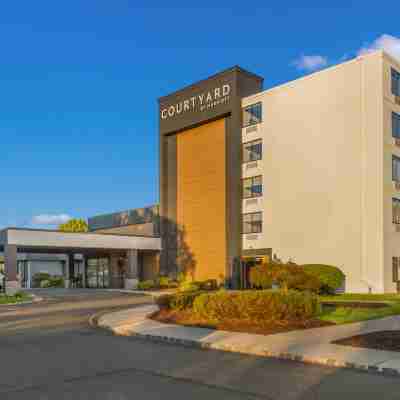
[156,291,204,311]
[33,273,51,288]
[49,276,64,288]
[193,290,320,322]
[39,276,64,288]
[249,262,322,293]
[137,280,155,290]
[171,291,203,310]
[178,281,201,292]
[198,279,218,291]
[249,265,273,289]
[302,264,345,295]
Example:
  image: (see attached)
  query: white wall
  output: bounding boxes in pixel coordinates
[242,51,385,293]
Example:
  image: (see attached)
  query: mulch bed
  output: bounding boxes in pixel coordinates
[334,331,400,352]
[151,308,333,336]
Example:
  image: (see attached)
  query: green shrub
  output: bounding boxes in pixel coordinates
[198,279,218,291]
[40,280,51,288]
[193,290,320,322]
[302,264,345,295]
[33,273,51,288]
[49,276,64,288]
[137,280,155,290]
[178,281,200,292]
[158,276,171,288]
[157,291,204,311]
[249,265,273,289]
[249,262,322,293]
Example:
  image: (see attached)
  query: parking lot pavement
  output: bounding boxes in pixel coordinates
[1,289,400,399]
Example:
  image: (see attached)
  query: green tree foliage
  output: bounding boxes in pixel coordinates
[58,218,88,233]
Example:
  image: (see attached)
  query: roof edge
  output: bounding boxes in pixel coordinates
[158,65,264,102]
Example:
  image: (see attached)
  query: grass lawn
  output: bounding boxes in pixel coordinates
[318,293,400,324]
[0,292,32,305]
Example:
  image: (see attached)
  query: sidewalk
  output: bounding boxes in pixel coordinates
[97,304,400,377]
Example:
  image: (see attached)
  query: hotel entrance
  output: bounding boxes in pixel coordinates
[86,257,110,289]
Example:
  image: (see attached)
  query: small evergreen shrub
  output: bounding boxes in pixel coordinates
[249,262,322,294]
[178,281,201,292]
[158,276,171,288]
[193,290,320,322]
[168,291,203,310]
[302,264,345,295]
[33,273,51,288]
[137,280,156,290]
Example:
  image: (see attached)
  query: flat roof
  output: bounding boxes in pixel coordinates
[0,228,161,251]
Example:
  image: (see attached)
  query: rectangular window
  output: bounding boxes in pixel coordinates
[393,155,400,182]
[393,198,400,224]
[243,176,263,198]
[242,102,262,127]
[393,257,399,282]
[243,139,262,163]
[392,68,400,97]
[242,212,262,234]
[393,112,400,139]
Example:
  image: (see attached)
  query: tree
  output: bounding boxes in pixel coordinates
[58,218,88,233]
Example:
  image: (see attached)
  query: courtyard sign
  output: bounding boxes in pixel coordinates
[160,83,231,120]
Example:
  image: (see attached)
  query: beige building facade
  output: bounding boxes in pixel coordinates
[242,50,400,293]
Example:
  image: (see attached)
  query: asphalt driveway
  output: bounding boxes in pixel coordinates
[0,289,399,399]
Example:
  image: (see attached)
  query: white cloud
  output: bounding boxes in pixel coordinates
[358,34,400,61]
[31,214,71,225]
[292,55,328,72]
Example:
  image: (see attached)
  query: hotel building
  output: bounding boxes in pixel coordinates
[157,49,400,293]
[2,49,400,293]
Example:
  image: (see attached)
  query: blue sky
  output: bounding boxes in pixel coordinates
[0,1,399,228]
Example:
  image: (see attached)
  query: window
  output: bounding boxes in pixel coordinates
[242,212,262,234]
[392,68,400,97]
[243,176,263,198]
[243,139,262,163]
[242,102,262,127]
[393,257,399,282]
[393,198,400,224]
[393,155,400,182]
[393,112,400,139]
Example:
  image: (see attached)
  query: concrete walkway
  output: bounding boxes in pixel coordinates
[97,304,400,376]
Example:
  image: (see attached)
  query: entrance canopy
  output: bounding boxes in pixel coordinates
[0,228,161,293]
[0,228,161,251]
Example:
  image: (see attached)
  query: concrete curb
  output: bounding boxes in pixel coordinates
[105,289,176,299]
[94,305,400,379]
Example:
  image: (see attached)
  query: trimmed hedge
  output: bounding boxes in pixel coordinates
[137,280,156,290]
[249,263,322,293]
[302,264,345,295]
[156,291,204,311]
[193,290,320,322]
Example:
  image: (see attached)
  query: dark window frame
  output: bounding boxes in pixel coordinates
[393,112,400,139]
[242,139,262,163]
[243,175,263,199]
[393,198,400,224]
[242,211,263,234]
[392,68,400,97]
[393,257,399,282]
[242,102,262,128]
[393,155,400,182]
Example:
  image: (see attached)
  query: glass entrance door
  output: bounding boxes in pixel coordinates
[86,258,110,288]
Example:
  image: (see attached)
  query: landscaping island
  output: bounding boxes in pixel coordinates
[143,263,400,339]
